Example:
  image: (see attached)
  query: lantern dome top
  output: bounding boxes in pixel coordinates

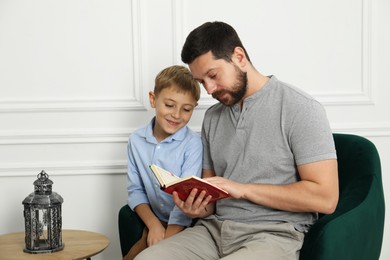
[22,170,63,206]
[34,170,53,195]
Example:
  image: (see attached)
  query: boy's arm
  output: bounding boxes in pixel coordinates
[165,224,185,238]
[178,134,203,179]
[127,141,150,209]
[134,203,166,246]
[167,134,203,226]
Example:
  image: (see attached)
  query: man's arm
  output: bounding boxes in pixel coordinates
[175,159,338,216]
[207,159,339,214]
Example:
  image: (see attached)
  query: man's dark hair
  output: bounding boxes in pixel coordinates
[181,21,251,64]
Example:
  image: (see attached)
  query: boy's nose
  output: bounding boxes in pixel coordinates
[172,109,180,118]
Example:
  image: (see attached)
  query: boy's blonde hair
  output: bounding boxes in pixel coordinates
[154,65,200,101]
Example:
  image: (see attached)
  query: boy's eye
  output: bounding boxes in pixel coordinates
[165,103,174,108]
[183,105,194,112]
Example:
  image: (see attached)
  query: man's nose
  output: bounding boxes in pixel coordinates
[204,80,217,94]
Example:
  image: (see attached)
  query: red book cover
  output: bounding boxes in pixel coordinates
[163,176,230,203]
[150,164,230,203]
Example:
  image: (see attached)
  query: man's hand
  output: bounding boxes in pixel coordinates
[172,188,214,218]
[204,176,245,199]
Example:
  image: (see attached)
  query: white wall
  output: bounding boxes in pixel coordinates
[0,0,389,259]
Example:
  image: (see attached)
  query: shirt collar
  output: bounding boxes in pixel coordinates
[144,117,187,144]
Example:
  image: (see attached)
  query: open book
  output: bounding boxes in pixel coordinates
[149,164,230,203]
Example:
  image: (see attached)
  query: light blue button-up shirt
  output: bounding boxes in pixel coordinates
[127,118,202,226]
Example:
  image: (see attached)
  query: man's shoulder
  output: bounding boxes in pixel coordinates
[271,77,318,104]
[205,102,225,117]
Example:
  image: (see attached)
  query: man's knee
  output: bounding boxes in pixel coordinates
[134,244,168,260]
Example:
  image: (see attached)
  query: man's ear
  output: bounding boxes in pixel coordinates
[149,91,156,108]
[233,47,247,68]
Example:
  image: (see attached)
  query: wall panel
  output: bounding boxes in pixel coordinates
[0,0,389,259]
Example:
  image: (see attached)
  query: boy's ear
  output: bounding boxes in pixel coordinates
[149,91,156,108]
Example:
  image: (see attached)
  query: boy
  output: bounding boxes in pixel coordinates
[124,65,202,259]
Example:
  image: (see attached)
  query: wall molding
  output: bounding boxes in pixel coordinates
[1,121,389,178]
[171,0,184,64]
[331,122,390,138]
[130,0,149,111]
[0,160,127,177]
[0,98,146,112]
[0,0,148,113]
[1,121,390,146]
[1,122,389,177]
[0,129,134,145]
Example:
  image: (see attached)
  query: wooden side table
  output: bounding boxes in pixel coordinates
[0,229,110,260]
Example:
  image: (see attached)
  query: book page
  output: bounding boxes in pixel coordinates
[150,164,180,187]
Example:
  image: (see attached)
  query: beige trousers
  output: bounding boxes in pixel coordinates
[135,219,305,260]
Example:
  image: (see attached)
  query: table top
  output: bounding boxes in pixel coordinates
[0,229,110,260]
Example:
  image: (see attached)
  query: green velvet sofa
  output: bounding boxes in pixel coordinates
[119,133,385,259]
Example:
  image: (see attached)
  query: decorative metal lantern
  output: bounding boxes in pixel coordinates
[22,170,64,254]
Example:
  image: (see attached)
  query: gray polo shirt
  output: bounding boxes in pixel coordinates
[201,76,336,232]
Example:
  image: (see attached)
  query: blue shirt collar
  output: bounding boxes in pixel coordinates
[144,117,188,144]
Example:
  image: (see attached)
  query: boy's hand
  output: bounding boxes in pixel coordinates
[147,222,166,246]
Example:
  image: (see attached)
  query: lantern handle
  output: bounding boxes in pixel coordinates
[37,170,49,180]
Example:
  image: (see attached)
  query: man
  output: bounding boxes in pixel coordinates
[135,21,338,260]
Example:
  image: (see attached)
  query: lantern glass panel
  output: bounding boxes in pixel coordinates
[36,208,48,248]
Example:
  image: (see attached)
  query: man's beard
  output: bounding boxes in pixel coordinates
[212,65,248,106]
